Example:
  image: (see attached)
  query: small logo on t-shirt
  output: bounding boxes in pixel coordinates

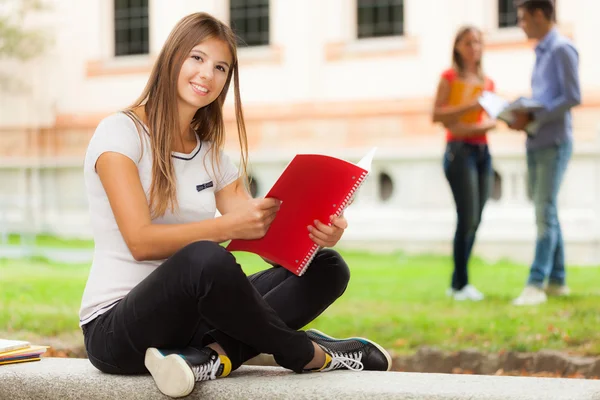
[196,181,214,192]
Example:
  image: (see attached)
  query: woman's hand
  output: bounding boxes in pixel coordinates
[432,78,483,125]
[480,118,497,131]
[226,198,281,240]
[467,98,483,113]
[307,214,348,248]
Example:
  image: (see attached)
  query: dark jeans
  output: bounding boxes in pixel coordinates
[443,141,492,290]
[82,241,350,375]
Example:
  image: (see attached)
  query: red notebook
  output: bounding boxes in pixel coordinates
[227,149,375,276]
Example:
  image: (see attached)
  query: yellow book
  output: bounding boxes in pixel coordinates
[0,345,48,360]
[447,79,485,124]
[0,357,41,366]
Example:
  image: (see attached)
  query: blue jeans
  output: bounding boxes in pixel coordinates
[444,142,492,290]
[526,139,572,287]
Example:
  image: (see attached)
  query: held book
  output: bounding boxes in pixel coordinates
[227,148,376,276]
[447,80,485,124]
[478,91,545,133]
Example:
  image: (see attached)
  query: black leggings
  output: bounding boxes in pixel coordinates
[82,241,350,374]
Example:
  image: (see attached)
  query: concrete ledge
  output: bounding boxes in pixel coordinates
[1,358,599,400]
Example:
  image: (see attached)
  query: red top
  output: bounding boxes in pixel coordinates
[441,68,495,145]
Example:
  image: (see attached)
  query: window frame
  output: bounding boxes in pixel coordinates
[356,0,405,40]
[229,0,270,48]
[113,0,150,57]
[497,0,518,29]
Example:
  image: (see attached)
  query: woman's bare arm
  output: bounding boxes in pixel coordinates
[432,78,480,125]
[96,152,278,261]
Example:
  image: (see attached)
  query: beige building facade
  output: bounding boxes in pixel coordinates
[2,0,600,264]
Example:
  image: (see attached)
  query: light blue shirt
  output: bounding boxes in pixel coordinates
[527,28,581,150]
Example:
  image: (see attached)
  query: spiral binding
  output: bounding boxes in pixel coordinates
[295,170,369,276]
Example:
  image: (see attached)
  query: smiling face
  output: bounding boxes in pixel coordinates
[176,36,233,114]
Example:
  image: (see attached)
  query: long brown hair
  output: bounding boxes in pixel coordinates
[127,12,248,218]
[452,25,484,80]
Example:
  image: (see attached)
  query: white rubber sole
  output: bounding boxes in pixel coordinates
[307,329,393,372]
[145,348,195,398]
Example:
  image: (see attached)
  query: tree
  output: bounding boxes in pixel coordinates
[0,0,50,90]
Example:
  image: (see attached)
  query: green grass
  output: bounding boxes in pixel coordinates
[3,234,94,249]
[1,251,599,355]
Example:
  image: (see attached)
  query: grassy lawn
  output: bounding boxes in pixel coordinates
[3,233,94,249]
[1,251,599,355]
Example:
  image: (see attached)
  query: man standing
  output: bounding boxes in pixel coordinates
[510,0,581,305]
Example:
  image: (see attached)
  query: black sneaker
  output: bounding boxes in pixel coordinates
[306,329,392,372]
[145,346,232,398]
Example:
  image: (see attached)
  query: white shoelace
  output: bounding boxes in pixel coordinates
[325,351,364,371]
[191,357,221,382]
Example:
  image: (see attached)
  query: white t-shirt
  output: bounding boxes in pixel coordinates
[79,112,239,326]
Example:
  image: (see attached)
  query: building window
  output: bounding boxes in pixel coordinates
[357,0,404,39]
[114,0,149,56]
[230,0,270,47]
[491,170,502,201]
[498,0,518,28]
[378,172,394,202]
